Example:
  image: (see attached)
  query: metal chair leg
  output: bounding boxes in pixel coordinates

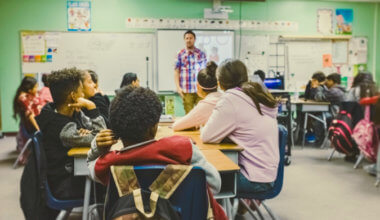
[328,149,335,161]
[302,113,308,148]
[261,201,278,220]
[353,153,364,169]
[231,198,239,219]
[250,200,265,220]
[56,209,72,220]
[13,138,32,169]
[239,199,259,220]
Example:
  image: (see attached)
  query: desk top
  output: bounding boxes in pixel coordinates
[292,99,330,105]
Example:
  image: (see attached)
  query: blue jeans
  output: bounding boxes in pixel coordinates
[237,172,274,194]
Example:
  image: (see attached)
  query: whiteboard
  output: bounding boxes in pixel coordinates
[286,41,334,90]
[236,35,269,75]
[157,30,234,91]
[22,32,155,94]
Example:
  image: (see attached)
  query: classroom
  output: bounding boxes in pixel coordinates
[0,0,380,219]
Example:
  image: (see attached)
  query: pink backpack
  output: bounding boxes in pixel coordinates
[352,106,379,162]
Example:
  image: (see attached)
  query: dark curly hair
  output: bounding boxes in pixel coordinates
[327,73,341,84]
[48,67,82,107]
[312,71,326,82]
[110,86,162,143]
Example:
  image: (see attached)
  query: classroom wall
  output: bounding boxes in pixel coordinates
[0,0,378,132]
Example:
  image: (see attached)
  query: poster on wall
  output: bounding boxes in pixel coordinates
[335,9,353,35]
[317,9,333,35]
[67,1,91,31]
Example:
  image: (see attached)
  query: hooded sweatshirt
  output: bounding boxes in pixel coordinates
[35,103,106,188]
[173,91,222,131]
[201,88,279,183]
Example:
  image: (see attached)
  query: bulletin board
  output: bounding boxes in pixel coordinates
[21,31,155,93]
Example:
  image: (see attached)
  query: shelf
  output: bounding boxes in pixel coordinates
[279,35,352,41]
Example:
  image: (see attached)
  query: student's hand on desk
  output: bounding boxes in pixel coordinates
[68,98,96,110]
[96,129,118,149]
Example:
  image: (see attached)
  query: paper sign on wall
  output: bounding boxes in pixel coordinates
[323,54,332,67]
[67,1,91,31]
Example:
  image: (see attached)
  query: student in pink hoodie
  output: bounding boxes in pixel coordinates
[201,59,279,197]
[173,61,222,131]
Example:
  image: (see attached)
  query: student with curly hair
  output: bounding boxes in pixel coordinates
[173,61,222,131]
[87,86,227,219]
[35,67,106,201]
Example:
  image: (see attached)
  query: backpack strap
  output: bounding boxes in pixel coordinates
[149,164,193,199]
[110,166,140,197]
[132,189,159,218]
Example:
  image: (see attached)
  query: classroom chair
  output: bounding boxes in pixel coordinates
[105,165,209,220]
[13,124,33,169]
[232,125,287,220]
[32,131,84,220]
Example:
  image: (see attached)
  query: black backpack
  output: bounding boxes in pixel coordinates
[328,110,358,155]
[104,165,208,220]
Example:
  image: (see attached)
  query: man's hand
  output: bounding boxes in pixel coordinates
[68,97,96,110]
[96,129,118,149]
[177,87,184,98]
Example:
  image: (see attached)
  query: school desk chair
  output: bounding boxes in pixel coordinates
[232,124,287,220]
[32,131,84,220]
[104,165,208,220]
[13,124,33,169]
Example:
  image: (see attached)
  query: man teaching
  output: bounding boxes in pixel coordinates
[174,30,207,113]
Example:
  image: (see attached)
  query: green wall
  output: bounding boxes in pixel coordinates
[0,0,378,132]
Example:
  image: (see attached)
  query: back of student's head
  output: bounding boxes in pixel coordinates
[87,70,98,84]
[352,71,377,98]
[352,71,374,88]
[120,72,138,88]
[312,71,326,82]
[327,73,341,84]
[197,61,218,92]
[218,59,277,115]
[48,68,82,107]
[254,70,266,82]
[110,86,162,143]
[13,76,38,119]
[41,74,49,87]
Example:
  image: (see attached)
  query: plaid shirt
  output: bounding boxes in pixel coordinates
[175,47,207,93]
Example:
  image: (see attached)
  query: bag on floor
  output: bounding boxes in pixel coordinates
[352,106,379,162]
[328,110,358,155]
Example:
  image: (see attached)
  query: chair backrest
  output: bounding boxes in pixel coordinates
[105,165,208,220]
[31,131,83,210]
[246,124,287,200]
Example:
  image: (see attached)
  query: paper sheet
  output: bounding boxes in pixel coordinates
[317,9,333,34]
[22,35,45,56]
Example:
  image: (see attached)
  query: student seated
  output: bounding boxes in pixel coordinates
[303,71,326,100]
[115,72,140,94]
[173,61,222,131]
[315,73,346,114]
[13,76,42,152]
[201,59,279,196]
[82,70,110,127]
[36,67,106,200]
[87,86,227,219]
[346,71,377,102]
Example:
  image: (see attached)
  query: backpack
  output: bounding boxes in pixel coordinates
[104,165,212,220]
[352,106,379,162]
[328,110,358,155]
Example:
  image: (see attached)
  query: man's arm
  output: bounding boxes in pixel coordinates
[174,68,183,98]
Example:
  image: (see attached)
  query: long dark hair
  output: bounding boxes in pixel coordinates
[352,72,377,98]
[120,72,137,88]
[197,61,218,93]
[13,76,37,119]
[218,59,277,115]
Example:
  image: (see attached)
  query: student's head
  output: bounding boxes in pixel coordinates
[87,70,99,89]
[48,68,84,108]
[120,72,139,88]
[184,30,196,49]
[196,61,218,98]
[110,86,162,144]
[218,59,277,115]
[80,70,97,99]
[41,74,49,87]
[326,73,341,89]
[352,71,378,98]
[310,71,326,88]
[13,76,38,119]
[254,70,266,82]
